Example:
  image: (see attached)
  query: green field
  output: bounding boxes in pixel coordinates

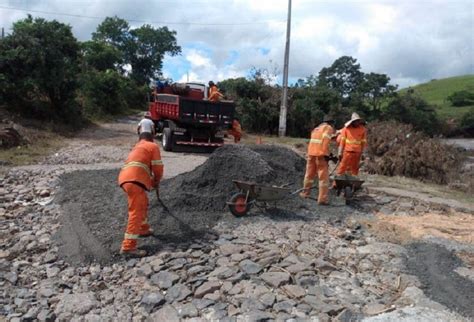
[399,74,474,120]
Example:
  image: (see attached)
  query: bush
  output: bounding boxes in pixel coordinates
[383,92,440,136]
[79,70,130,117]
[447,90,474,107]
[365,121,466,186]
[460,109,474,136]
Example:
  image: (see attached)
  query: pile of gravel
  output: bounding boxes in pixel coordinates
[160,145,306,212]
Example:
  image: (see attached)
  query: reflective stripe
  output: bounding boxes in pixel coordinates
[318,180,329,187]
[124,233,139,239]
[151,160,163,166]
[310,138,323,144]
[304,179,314,184]
[322,133,332,139]
[122,161,151,176]
[345,139,362,145]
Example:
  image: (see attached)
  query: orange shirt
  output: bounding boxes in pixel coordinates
[232,120,241,133]
[339,125,367,153]
[307,123,335,157]
[209,85,223,102]
[118,140,164,190]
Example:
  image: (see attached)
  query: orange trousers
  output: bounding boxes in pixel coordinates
[302,156,329,204]
[121,183,151,251]
[337,151,362,176]
[228,129,241,143]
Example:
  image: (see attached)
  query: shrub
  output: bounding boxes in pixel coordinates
[447,90,474,107]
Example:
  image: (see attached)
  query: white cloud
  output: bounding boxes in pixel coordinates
[0,0,472,87]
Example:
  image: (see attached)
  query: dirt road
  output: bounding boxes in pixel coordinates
[1,116,472,321]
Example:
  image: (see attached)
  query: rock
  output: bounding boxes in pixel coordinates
[3,271,18,284]
[178,303,198,318]
[136,264,153,277]
[283,284,306,298]
[314,258,337,272]
[195,281,221,298]
[364,303,386,315]
[261,272,291,288]
[297,275,319,288]
[150,305,179,322]
[188,265,212,276]
[259,293,276,308]
[165,283,192,302]
[192,299,215,310]
[241,310,274,321]
[239,259,262,274]
[43,252,57,264]
[150,258,164,271]
[37,309,55,322]
[0,250,10,259]
[150,271,179,289]
[274,300,296,314]
[39,287,55,298]
[241,298,267,312]
[54,292,99,318]
[219,244,243,256]
[46,266,60,278]
[141,292,165,308]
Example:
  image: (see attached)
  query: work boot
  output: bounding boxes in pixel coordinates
[139,229,154,238]
[318,201,330,206]
[120,249,147,258]
[299,191,310,198]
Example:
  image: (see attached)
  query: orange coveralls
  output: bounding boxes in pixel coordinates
[118,140,164,251]
[228,120,242,143]
[209,85,223,102]
[302,123,335,204]
[337,126,367,176]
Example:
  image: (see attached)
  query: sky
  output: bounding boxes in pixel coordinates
[1,0,473,88]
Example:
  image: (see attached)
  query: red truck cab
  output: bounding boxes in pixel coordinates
[149,82,235,151]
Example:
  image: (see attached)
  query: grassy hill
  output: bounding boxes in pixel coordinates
[400,75,474,120]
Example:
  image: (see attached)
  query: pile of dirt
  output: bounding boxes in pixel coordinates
[55,145,307,264]
[365,122,467,187]
[160,144,306,212]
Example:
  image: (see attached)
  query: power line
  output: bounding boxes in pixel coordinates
[0,5,285,26]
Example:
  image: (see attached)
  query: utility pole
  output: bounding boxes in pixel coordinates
[1,27,4,39]
[278,0,292,137]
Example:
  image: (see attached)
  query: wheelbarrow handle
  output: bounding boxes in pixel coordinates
[291,185,318,195]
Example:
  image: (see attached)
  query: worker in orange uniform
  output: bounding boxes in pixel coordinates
[228,118,242,143]
[208,81,223,102]
[118,132,164,257]
[300,115,336,205]
[337,113,367,176]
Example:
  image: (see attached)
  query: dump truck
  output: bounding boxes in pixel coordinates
[148,82,235,151]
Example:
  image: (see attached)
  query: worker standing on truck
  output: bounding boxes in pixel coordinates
[208,81,224,102]
[137,112,155,138]
[336,112,367,176]
[300,115,336,205]
[118,132,164,257]
[228,118,242,143]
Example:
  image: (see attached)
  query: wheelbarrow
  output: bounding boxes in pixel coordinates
[226,180,301,217]
[332,174,364,204]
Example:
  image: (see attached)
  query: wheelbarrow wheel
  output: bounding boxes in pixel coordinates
[228,192,251,217]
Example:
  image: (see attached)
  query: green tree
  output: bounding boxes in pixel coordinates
[0,15,81,123]
[359,72,398,116]
[81,40,122,71]
[317,56,364,100]
[92,17,181,85]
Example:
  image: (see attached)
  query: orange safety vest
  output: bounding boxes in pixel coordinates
[232,120,241,133]
[339,126,367,153]
[118,140,164,190]
[308,123,335,157]
[209,85,223,101]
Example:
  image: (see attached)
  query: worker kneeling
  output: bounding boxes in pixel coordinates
[337,113,367,176]
[300,115,336,205]
[118,132,164,257]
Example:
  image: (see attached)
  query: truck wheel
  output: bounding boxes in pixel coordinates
[162,128,174,151]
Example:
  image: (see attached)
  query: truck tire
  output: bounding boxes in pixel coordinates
[162,128,174,151]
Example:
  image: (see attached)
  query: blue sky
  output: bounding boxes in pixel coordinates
[1,0,473,88]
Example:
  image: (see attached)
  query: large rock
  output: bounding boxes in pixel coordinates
[150,271,179,289]
[141,292,165,308]
[165,283,192,302]
[54,292,99,319]
[150,305,180,322]
[261,272,291,288]
[239,259,262,274]
[195,281,221,298]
